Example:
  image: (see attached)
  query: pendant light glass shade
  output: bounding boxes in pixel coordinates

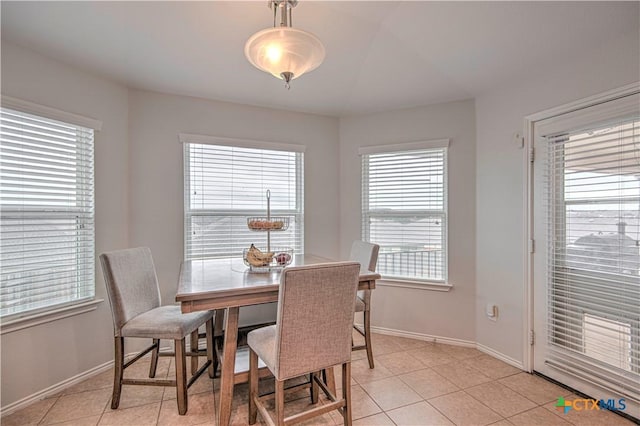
[244,27,325,83]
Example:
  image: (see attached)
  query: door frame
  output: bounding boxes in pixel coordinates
[522,82,640,373]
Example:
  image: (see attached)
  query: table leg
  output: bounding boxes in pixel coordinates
[213,309,225,377]
[213,309,224,338]
[217,307,239,426]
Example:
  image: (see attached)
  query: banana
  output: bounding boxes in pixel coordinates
[246,251,267,267]
[250,244,274,260]
[247,244,274,267]
[246,252,265,267]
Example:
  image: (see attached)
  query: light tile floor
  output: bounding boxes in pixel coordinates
[2,333,637,426]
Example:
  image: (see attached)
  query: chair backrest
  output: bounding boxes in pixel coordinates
[99,247,162,334]
[349,240,380,272]
[273,262,361,380]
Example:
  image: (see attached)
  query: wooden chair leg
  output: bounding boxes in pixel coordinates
[364,310,374,369]
[206,318,216,378]
[111,337,124,409]
[275,379,285,426]
[149,338,160,378]
[310,372,319,404]
[342,362,352,426]
[190,330,199,375]
[248,349,258,425]
[175,339,188,415]
[324,366,337,396]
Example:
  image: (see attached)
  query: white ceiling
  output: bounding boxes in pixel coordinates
[1,1,638,116]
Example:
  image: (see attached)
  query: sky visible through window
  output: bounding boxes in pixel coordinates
[561,120,640,276]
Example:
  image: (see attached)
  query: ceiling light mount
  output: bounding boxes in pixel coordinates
[245,0,325,89]
[272,0,298,28]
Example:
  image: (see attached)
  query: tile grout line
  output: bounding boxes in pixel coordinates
[99,392,113,425]
[154,398,163,426]
[349,382,386,421]
[498,374,566,409]
[35,395,59,425]
[422,397,460,426]
[462,375,540,418]
[447,389,506,424]
[395,366,463,401]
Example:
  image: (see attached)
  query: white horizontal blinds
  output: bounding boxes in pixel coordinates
[362,148,447,282]
[0,107,95,318]
[546,115,640,399]
[184,143,303,260]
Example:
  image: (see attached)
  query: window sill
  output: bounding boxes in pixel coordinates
[1,299,104,335]
[378,278,452,292]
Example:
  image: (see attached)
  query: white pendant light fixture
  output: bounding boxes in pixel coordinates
[245,0,325,89]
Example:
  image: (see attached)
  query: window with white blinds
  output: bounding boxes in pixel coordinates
[361,145,447,282]
[546,115,640,392]
[184,142,303,260]
[0,107,95,319]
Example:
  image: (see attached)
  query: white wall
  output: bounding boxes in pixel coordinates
[475,32,640,363]
[339,100,477,342]
[127,90,340,325]
[0,42,130,406]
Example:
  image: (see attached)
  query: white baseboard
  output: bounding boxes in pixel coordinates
[366,325,526,371]
[368,325,477,347]
[476,343,525,371]
[1,346,173,417]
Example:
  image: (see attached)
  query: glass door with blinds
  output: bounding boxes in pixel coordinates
[532,91,640,418]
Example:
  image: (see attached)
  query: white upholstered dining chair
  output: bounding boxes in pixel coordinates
[247,262,361,426]
[350,240,379,369]
[100,247,215,415]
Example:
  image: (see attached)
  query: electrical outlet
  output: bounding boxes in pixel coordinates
[486,304,498,321]
[513,132,524,149]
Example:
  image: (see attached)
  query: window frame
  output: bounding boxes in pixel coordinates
[0,97,102,326]
[181,134,305,260]
[360,139,449,287]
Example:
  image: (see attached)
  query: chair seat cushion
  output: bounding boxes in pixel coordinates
[247,325,277,373]
[355,296,367,312]
[120,305,213,340]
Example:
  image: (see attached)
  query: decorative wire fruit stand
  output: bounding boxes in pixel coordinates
[243,190,293,272]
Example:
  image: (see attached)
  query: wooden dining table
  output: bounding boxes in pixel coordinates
[176,254,380,426]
